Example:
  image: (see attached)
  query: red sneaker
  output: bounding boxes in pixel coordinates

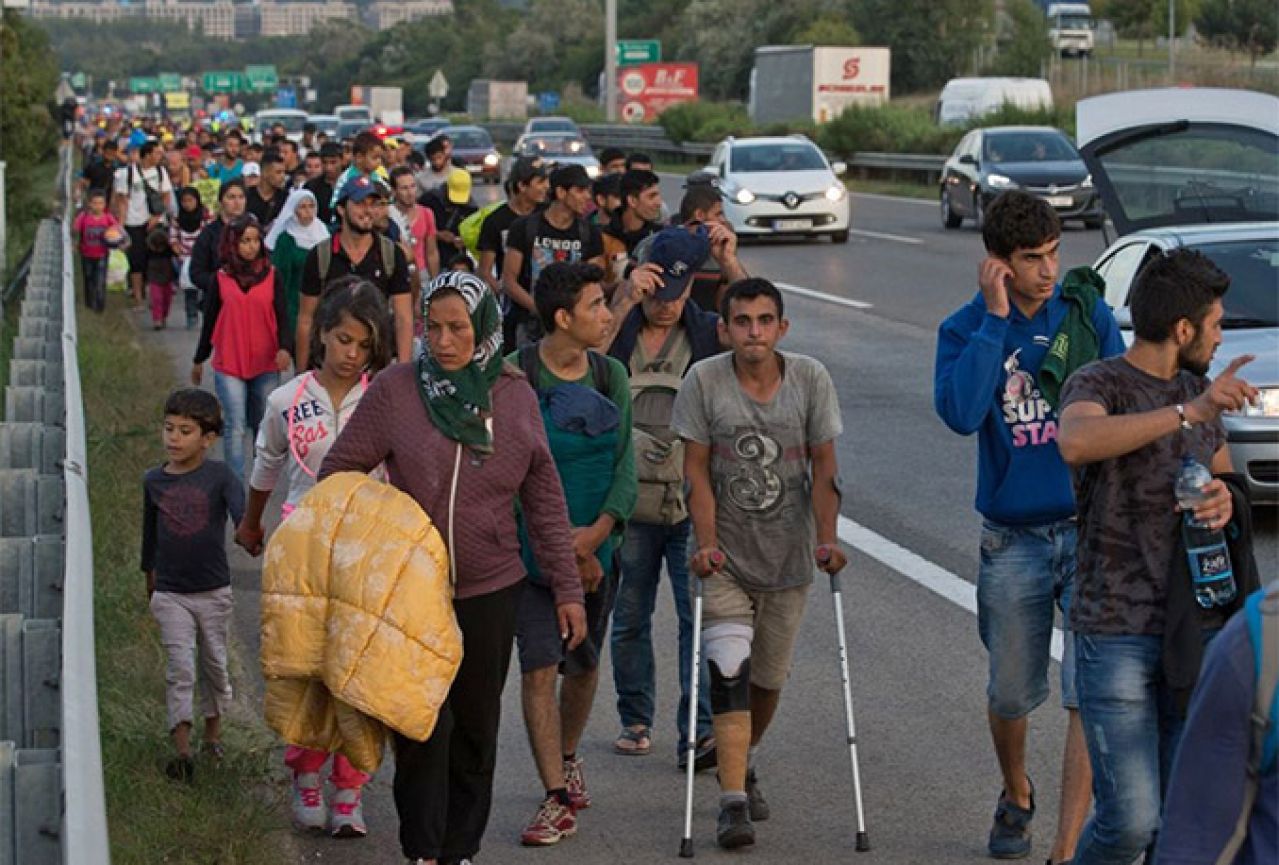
[564,757,591,810]
[520,795,577,846]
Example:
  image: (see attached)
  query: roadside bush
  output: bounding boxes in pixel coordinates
[659,100,753,143]
[817,103,961,156]
[973,102,1077,138]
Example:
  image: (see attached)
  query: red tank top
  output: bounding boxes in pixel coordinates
[211,269,279,379]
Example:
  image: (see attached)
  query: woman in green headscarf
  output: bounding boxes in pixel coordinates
[320,271,587,865]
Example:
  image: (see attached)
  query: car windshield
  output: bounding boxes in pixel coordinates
[260,114,306,133]
[527,136,591,156]
[1092,123,1279,227]
[730,143,826,172]
[1056,14,1091,28]
[310,117,339,133]
[532,120,577,134]
[984,132,1077,163]
[337,121,366,138]
[451,129,493,149]
[1192,238,1279,328]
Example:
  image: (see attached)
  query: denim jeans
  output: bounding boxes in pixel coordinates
[81,255,107,313]
[213,370,277,482]
[611,519,712,749]
[1071,630,1216,865]
[976,518,1079,718]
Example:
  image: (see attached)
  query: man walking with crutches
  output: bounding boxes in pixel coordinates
[673,277,847,851]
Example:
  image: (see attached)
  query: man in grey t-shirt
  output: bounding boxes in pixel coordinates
[672,278,845,851]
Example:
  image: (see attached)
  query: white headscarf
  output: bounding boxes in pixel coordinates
[265,188,329,251]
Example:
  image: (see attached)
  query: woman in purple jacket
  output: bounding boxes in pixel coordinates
[320,270,587,865]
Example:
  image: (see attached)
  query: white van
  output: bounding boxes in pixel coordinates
[252,108,308,143]
[335,104,374,125]
[934,77,1054,127]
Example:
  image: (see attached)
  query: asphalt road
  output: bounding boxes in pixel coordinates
[151,182,1276,865]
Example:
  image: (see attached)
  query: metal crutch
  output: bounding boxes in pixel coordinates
[679,550,722,858]
[819,544,871,852]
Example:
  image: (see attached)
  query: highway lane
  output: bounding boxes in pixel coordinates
[162,181,1272,864]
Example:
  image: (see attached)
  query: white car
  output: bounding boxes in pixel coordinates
[1078,87,1279,503]
[521,116,581,139]
[707,136,850,243]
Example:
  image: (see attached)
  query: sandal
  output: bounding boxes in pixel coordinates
[614,725,652,756]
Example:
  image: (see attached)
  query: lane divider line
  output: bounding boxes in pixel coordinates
[775,282,874,310]
[850,228,924,245]
[836,515,1065,663]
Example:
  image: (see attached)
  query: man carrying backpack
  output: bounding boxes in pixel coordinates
[1155,582,1278,865]
[605,227,720,771]
[295,175,411,369]
[507,261,636,847]
[503,164,605,349]
[475,157,549,352]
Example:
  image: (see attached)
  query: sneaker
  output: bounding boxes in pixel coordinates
[988,780,1035,859]
[292,771,326,833]
[564,757,591,810]
[520,795,577,846]
[746,769,770,821]
[329,786,368,838]
[716,800,756,850]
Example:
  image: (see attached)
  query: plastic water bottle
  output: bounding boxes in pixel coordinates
[1174,456,1236,609]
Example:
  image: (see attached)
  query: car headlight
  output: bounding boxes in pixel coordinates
[1082,174,1093,188]
[483,153,499,167]
[1233,387,1279,418]
[569,140,582,153]
[825,183,847,202]
[987,173,1016,189]
[586,163,601,179]
[734,187,756,205]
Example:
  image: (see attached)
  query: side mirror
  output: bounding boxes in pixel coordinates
[831,160,847,176]
[959,154,978,167]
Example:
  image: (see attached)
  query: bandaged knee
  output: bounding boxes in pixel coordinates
[705,623,753,715]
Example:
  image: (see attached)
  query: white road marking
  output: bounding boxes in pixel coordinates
[837,515,1065,663]
[851,190,936,207]
[850,228,924,245]
[775,281,874,310]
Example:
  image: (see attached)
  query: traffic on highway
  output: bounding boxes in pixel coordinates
[64,71,1279,865]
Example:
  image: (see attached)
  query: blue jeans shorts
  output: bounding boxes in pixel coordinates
[976,518,1078,719]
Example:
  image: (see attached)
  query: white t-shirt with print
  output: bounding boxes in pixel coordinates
[112,163,173,227]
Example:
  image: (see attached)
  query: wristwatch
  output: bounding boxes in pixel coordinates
[1175,403,1193,431]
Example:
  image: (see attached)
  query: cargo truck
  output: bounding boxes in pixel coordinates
[1046,3,1094,57]
[348,86,404,126]
[748,45,892,126]
[467,80,528,121]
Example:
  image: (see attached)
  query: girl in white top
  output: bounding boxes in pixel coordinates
[234,276,391,839]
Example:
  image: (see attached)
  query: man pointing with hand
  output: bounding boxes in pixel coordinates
[674,277,845,851]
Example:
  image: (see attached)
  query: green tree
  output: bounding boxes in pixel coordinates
[1197,0,1279,64]
[854,0,994,93]
[791,16,862,47]
[1,11,59,266]
[989,0,1051,77]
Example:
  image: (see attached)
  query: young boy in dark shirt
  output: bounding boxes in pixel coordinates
[141,389,245,781]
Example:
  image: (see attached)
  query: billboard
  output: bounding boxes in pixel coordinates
[618,62,699,124]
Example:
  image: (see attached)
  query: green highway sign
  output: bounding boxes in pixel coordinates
[245,64,279,93]
[129,77,161,94]
[203,71,241,93]
[159,73,183,93]
[616,39,660,66]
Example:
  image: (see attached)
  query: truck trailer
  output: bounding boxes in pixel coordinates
[749,45,891,126]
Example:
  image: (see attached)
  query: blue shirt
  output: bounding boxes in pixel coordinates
[1156,608,1278,865]
[206,159,244,184]
[933,285,1124,525]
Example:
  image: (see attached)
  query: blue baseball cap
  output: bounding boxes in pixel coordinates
[337,174,388,204]
[645,227,710,301]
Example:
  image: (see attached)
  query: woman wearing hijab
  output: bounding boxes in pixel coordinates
[266,188,329,341]
[170,186,212,329]
[189,179,249,305]
[319,271,588,865]
[192,214,293,482]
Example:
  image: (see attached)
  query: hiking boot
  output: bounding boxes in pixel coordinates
[746,769,770,821]
[564,756,591,811]
[329,786,368,838]
[520,795,577,846]
[292,771,326,832]
[716,800,756,850]
[988,780,1035,859]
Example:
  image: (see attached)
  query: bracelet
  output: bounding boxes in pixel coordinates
[1175,403,1193,431]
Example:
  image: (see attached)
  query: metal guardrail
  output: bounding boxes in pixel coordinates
[0,145,109,864]
[482,121,946,180]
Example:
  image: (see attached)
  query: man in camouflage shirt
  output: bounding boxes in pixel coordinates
[1058,249,1257,865]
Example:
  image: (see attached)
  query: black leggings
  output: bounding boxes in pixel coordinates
[393,580,524,862]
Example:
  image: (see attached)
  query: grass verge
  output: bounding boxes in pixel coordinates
[80,302,291,864]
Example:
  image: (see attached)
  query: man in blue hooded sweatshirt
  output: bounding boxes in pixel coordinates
[934,190,1124,864]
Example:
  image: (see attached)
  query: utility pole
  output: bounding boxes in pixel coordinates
[604,0,617,122]
[1168,0,1176,81]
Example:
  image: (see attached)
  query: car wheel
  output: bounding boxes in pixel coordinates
[941,188,962,229]
[830,230,850,244]
[973,192,986,230]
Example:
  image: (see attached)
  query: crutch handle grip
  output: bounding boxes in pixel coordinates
[709,550,725,569]
[816,544,834,565]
